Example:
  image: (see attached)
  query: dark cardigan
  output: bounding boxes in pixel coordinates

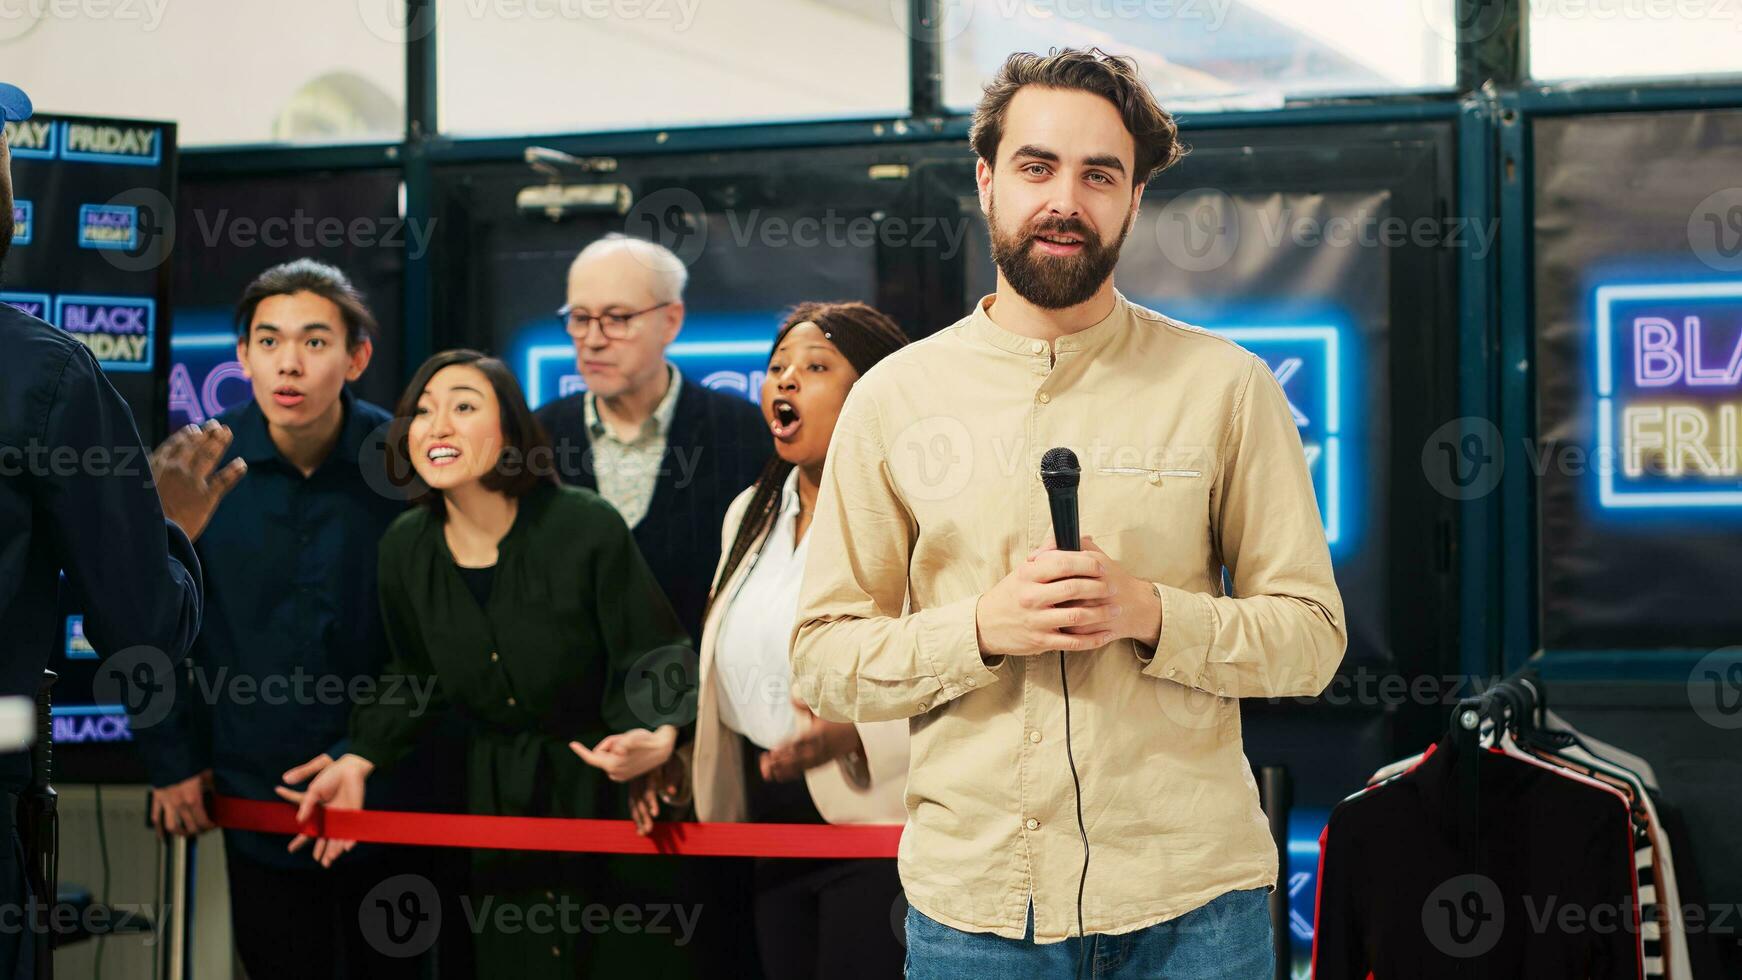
[534,374,772,644]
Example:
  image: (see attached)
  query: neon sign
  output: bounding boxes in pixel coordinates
[517,311,777,410]
[1595,281,1742,508]
[54,294,154,371]
[514,309,1354,552]
[1210,325,1345,549]
[0,292,50,320]
[52,705,132,744]
[525,340,774,409]
[10,200,31,245]
[168,330,252,428]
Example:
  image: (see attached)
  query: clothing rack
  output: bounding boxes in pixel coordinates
[1448,668,1543,979]
[1452,667,1546,859]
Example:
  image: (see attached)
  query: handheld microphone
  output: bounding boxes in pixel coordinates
[1040,448,1081,551]
[1039,447,1092,977]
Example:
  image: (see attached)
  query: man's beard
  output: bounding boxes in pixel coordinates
[987,196,1133,310]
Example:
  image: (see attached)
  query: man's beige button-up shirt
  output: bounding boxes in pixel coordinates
[790,291,1346,943]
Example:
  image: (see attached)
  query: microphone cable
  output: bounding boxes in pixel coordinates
[1060,650,1092,980]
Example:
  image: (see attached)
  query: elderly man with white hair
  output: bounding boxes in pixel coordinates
[536,232,770,643]
[534,234,770,977]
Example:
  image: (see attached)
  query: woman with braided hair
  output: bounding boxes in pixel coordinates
[677,301,912,978]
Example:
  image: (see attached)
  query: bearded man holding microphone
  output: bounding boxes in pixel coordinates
[789,48,1346,979]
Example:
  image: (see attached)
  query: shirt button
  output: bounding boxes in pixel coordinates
[490,651,499,663]
[965,676,977,688]
[551,946,561,957]
[917,701,928,711]
[1166,667,1178,678]
[1037,392,1050,404]
[506,696,517,707]
[545,891,555,900]
[1148,472,1162,484]
[1028,730,1042,744]
[1025,817,1039,831]
[1030,340,1046,354]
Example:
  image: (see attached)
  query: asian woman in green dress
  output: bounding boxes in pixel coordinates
[278,349,697,978]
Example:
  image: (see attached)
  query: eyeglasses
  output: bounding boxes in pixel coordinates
[558,301,671,341]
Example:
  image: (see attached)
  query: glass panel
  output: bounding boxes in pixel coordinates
[438,0,909,136]
[942,0,1457,112]
[1530,0,1742,81]
[1,0,404,146]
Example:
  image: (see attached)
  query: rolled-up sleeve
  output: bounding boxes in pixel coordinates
[789,386,1004,724]
[1139,355,1346,698]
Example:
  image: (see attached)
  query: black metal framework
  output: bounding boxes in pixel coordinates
[907,0,944,121]
[1449,669,1541,979]
[1456,0,1527,92]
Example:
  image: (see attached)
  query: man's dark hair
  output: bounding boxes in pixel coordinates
[234,259,378,350]
[386,348,557,518]
[970,47,1188,185]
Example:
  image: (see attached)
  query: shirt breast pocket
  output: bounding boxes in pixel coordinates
[1081,459,1213,568]
[1086,461,1208,509]
[1094,465,1204,479]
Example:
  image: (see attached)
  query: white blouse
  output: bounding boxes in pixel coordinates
[714,467,809,750]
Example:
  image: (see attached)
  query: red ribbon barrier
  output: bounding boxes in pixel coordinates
[211,795,902,859]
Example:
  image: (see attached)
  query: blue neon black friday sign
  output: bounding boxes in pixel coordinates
[1212,326,1344,553]
[522,318,1348,552]
[1595,281,1742,510]
[516,310,782,414]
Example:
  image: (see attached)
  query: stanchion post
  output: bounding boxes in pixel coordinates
[20,670,57,980]
[1258,765,1292,980]
[156,834,189,980]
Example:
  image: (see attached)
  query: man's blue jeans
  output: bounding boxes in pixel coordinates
[904,888,1275,979]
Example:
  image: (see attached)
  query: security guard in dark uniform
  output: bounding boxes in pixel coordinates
[1,81,235,978]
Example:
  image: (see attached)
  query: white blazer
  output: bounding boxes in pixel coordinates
[688,484,908,824]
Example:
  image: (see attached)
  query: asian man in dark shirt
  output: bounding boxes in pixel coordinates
[134,260,440,980]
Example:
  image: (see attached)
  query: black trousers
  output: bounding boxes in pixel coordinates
[225,848,444,980]
[741,736,905,980]
[753,856,905,980]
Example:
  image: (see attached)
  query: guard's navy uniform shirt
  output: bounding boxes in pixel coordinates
[0,301,202,786]
[131,390,423,869]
